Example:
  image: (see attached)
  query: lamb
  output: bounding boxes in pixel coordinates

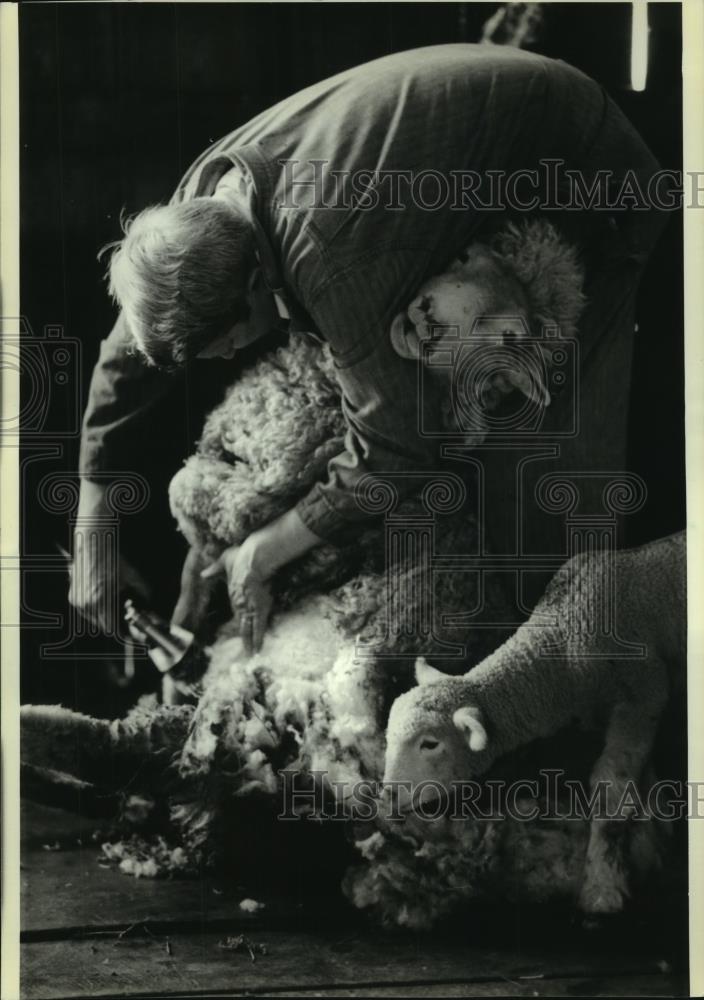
[384,530,686,915]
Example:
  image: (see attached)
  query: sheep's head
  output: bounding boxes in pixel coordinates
[382,658,492,826]
[389,245,550,411]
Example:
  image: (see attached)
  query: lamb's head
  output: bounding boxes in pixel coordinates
[382,658,493,823]
[389,244,549,410]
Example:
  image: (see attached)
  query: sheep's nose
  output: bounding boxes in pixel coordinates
[418,295,431,313]
[381,779,413,819]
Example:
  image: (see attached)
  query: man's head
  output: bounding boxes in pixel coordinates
[105,198,261,369]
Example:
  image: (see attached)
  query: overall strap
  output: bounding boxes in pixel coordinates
[194,151,321,341]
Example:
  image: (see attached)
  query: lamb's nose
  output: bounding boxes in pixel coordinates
[419,295,431,313]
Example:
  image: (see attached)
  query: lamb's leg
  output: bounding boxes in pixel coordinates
[578,689,666,915]
[629,763,671,878]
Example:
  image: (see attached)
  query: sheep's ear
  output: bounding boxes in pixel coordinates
[452,246,477,270]
[503,338,551,408]
[247,263,263,296]
[505,365,551,408]
[415,657,446,686]
[453,706,488,752]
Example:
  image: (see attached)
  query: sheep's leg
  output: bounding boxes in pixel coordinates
[578,690,666,915]
[171,544,219,636]
[21,762,121,817]
[163,545,219,707]
[21,703,192,789]
[21,706,125,786]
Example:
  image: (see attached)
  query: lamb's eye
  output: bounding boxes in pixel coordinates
[420,737,439,751]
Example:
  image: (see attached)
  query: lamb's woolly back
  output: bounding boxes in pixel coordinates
[521,529,687,660]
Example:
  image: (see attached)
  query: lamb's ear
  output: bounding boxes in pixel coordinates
[415,657,446,686]
[452,706,488,752]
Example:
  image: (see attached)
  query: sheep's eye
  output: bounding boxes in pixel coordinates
[420,737,439,751]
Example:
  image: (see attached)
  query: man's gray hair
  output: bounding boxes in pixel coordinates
[104,198,255,369]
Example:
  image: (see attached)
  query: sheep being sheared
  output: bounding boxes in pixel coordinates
[383,531,686,915]
[22,321,516,858]
[24,217,638,927]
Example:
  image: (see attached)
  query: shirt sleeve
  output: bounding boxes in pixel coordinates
[79,312,184,479]
[294,252,444,541]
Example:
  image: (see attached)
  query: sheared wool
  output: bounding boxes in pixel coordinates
[343,809,590,929]
[102,835,196,878]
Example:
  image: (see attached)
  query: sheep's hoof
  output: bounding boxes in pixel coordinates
[577,877,628,915]
[581,912,621,933]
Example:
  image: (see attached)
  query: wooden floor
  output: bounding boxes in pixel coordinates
[20,802,688,998]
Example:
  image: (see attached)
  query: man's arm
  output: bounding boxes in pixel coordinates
[79,312,184,478]
[293,258,443,541]
[72,312,184,628]
[69,476,152,631]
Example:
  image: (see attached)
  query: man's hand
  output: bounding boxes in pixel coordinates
[201,539,274,655]
[201,507,323,655]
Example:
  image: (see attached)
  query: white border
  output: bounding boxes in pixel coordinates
[0,4,701,999]
[1,4,21,999]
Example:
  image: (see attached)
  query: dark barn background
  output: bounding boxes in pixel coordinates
[19,2,684,714]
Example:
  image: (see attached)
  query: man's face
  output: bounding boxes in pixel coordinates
[196,266,279,360]
[196,320,262,360]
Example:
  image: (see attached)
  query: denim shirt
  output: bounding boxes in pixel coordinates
[80,44,616,540]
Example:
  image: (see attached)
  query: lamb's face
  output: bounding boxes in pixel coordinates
[382,659,491,824]
[384,700,473,796]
